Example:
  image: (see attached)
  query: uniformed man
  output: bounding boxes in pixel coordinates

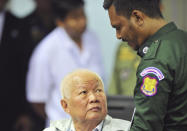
[103,0,187,130]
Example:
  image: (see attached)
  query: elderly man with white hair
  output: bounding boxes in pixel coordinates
[43,69,130,131]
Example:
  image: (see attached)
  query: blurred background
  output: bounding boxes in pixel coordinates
[1,0,187,130]
[8,0,187,85]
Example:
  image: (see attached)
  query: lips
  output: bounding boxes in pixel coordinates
[89,106,101,112]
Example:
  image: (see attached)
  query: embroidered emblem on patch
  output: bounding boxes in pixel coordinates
[140,67,164,81]
[140,76,158,96]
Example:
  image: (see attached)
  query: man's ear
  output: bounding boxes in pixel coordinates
[61,99,70,114]
[130,10,144,26]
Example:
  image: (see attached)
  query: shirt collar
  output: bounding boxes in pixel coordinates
[57,27,88,51]
[57,27,75,50]
[137,22,177,57]
[70,120,104,131]
[94,120,104,131]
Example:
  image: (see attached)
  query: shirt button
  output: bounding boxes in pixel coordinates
[155,40,159,43]
[143,46,149,54]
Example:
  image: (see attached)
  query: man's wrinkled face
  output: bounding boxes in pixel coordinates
[63,7,87,39]
[65,73,107,123]
[108,5,140,50]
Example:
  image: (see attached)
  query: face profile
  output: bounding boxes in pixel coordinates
[61,70,107,123]
[63,7,87,40]
[108,5,145,50]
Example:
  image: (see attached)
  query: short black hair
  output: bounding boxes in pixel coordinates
[103,0,163,19]
[52,0,84,21]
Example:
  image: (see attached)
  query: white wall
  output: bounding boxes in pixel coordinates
[84,0,120,85]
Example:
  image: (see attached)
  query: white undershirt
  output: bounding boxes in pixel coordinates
[0,11,5,44]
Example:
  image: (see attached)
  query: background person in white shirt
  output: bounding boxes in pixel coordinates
[43,69,130,131]
[26,0,105,126]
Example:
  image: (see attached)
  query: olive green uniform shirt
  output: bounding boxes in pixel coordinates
[130,22,187,131]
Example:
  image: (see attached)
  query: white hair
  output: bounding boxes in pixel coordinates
[60,69,104,99]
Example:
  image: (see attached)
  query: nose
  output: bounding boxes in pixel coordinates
[89,92,98,103]
[116,32,121,40]
[79,17,87,29]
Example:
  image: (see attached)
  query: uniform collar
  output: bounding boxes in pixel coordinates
[137,22,178,57]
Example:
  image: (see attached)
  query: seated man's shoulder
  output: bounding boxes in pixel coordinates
[43,119,71,131]
[103,115,130,131]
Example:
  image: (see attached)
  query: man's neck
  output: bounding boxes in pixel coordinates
[71,36,83,50]
[146,18,167,38]
[56,21,83,51]
[139,18,167,46]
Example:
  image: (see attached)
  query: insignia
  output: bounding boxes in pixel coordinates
[140,67,164,81]
[140,76,158,96]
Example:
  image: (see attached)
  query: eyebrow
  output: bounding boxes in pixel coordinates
[112,24,120,29]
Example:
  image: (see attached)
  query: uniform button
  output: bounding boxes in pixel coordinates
[155,40,159,43]
[143,46,149,54]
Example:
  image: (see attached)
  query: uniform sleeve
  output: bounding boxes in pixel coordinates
[130,58,173,131]
[26,47,52,103]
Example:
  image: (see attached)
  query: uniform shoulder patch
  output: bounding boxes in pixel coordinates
[140,67,164,81]
[140,76,158,96]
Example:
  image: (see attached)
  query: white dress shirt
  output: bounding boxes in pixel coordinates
[42,115,130,131]
[26,27,105,124]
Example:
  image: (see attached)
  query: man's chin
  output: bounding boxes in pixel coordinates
[128,42,139,51]
[86,113,105,121]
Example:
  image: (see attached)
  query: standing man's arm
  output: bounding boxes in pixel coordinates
[26,45,52,122]
[130,56,173,131]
